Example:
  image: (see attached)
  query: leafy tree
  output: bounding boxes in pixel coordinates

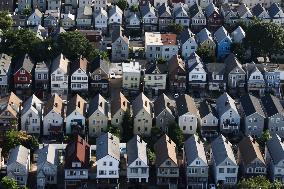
[107,124,121,139]
[22,8,31,16]
[130,5,139,12]
[156,58,166,64]
[0,177,18,189]
[116,0,128,12]
[121,110,133,142]
[168,123,184,148]
[169,23,184,34]
[238,176,282,189]
[147,148,156,164]
[57,31,91,61]
[196,47,215,63]
[0,11,13,30]
[231,43,247,62]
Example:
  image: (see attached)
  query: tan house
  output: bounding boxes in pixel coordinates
[110,92,130,128]
[196,28,216,57]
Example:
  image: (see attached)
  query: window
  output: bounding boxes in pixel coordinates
[227,168,236,173]
[219,168,224,173]
[20,69,25,74]
[38,74,41,79]
[109,162,112,166]
[103,162,106,166]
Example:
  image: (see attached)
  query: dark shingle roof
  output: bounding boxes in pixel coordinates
[96,132,120,161]
[189,3,203,18]
[90,57,109,74]
[154,93,175,117]
[268,3,283,18]
[127,135,147,165]
[199,100,218,119]
[178,28,195,45]
[240,94,265,117]
[252,3,266,17]
[14,54,34,74]
[176,94,198,116]
[261,94,284,117]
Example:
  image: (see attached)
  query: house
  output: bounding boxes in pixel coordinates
[263,63,281,95]
[268,3,284,26]
[144,63,167,95]
[261,94,284,137]
[265,134,284,183]
[224,54,246,89]
[50,54,69,100]
[34,61,49,100]
[60,12,75,29]
[189,4,206,32]
[6,145,30,186]
[243,62,266,95]
[77,6,92,28]
[88,94,109,137]
[0,54,12,95]
[154,93,176,133]
[63,0,77,14]
[64,135,90,188]
[21,95,43,135]
[240,94,265,137]
[96,132,120,182]
[199,100,219,137]
[206,63,226,91]
[36,144,58,189]
[184,135,208,188]
[111,29,129,62]
[132,93,152,136]
[13,54,34,98]
[145,32,179,61]
[173,5,190,27]
[0,92,22,138]
[66,94,87,135]
[93,8,108,33]
[127,0,138,7]
[178,29,198,58]
[216,93,240,134]
[154,135,179,185]
[70,58,88,93]
[122,61,141,94]
[18,0,31,13]
[205,3,223,31]
[176,94,199,134]
[111,92,130,128]
[231,26,245,43]
[127,135,149,182]
[43,10,60,28]
[238,136,266,177]
[47,0,61,10]
[43,94,64,136]
[108,5,123,26]
[241,0,281,8]
[93,0,107,11]
[125,11,141,31]
[0,0,14,12]
[33,0,46,12]
[89,57,109,94]
[252,3,271,21]
[168,55,187,93]
[220,4,238,25]
[12,14,27,27]
[33,25,48,40]
[140,3,158,32]
[236,4,253,24]
[196,28,216,57]
[27,9,42,26]
[214,26,232,59]
[79,0,92,7]
[211,135,238,186]
[187,53,207,89]
[157,3,173,31]
[153,0,167,7]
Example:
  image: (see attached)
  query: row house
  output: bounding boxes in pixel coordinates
[125,12,141,32]
[220,4,238,25]
[144,63,167,95]
[196,28,216,57]
[111,28,129,62]
[110,92,130,128]
[93,8,108,33]
[205,3,223,31]
[252,3,271,22]
[47,0,61,11]
[89,57,109,94]
[44,9,60,28]
[140,3,158,32]
[0,54,12,95]
[157,3,173,32]
[77,5,92,29]
[27,9,43,26]
[70,58,89,94]
[94,0,107,11]
[241,0,281,8]
[214,26,232,60]
[236,4,253,24]
[33,0,47,12]
[206,63,226,91]
[108,5,123,26]
[189,4,206,32]
[187,53,207,89]
[199,100,219,137]
[173,5,190,28]
[122,61,141,94]
[60,12,76,29]
[231,26,246,43]
[168,55,187,93]
[178,28,198,59]
[33,25,48,40]
[34,61,49,100]
[268,3,284,26]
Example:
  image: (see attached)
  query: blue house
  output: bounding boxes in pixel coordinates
[214,26,232,60]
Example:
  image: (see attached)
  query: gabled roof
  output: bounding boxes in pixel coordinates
[145,63,167,74]
[224,53,245,75]
[30,8,43,18]
[239,136,265,166]
[206,63,226,75]
[168,55,186,74]
[174,6,188,17]
[0,92,22,118]
[96,132,120,161]
[22,94,43,115]
[231,26,245,42]
[37,144,57,167]
[261,94,284,117]
[111,27,129,44]
[127,135,148,166]
[14,54,34,74]
[66,94,87,117]
[132,92,152,116]
[211,135,237,166]
[154,93,176,117]
[179,28,195,45]
[267,134,284,164]
[216,92,238,116]
[7,145,29,166]
[157,3,172,17]
[252,3,267,17]
[154,134,177,167]
[90,57,109,74]
[0,53,12,74]
[109,5,123,18]
[243,62,264,78]
[77,5,92,19]
[268,3,283,18]
[43,94,64,116]
[240,94,265,117]
[94,8,108,18]
[140,2,156,17]
[50,54,69,74]
[70,58,88,75]
[176,94,198,116]
[205,2,219,17]
[184,135,207,165]
[199,100,218,119]
[214,26,232,43]
[111,92,130,116]
[197,28,213,44]
[237,4,252,18]
[88,93,108,117]
[189,3,204,18]
[65,135,90,168]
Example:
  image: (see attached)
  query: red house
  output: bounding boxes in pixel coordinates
[13,54,34,98]
[205,3,223,31]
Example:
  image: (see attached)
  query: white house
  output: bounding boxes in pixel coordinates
[6,145,30,187]
[127,135,149,183]
[21,95,43,135]
[93,8,108,32]
[27,9,43,26]
[76,5,93,28]
[122,61,141,93]
[70,58,88,92]
[187,53,207,89]
[96,132,120,182]
[144,63,167,95]
[108,5,123,25]
[176,94,199,134]
[174,5,190,27]
[178,29,198,58]
[93,0,107,11]
[47,0,61,10]
[60,12,75,29]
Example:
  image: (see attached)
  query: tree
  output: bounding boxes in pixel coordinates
[156,58,166,64]
[196,47,215,63]
[169,23,184,34]
[121,110,133,142]
[116,0,128,12]
[0,177,18,189]
[245,21,284,59]
[168,123,184,148]
[147,148,156,164]
[0,11,13,30]
[231,43,247,62]
[22,8,31,16]
[107,124,121,139]
[130,5,139,12]
[238,176,282,189]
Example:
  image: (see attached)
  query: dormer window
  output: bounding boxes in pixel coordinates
[20,69,25,74]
